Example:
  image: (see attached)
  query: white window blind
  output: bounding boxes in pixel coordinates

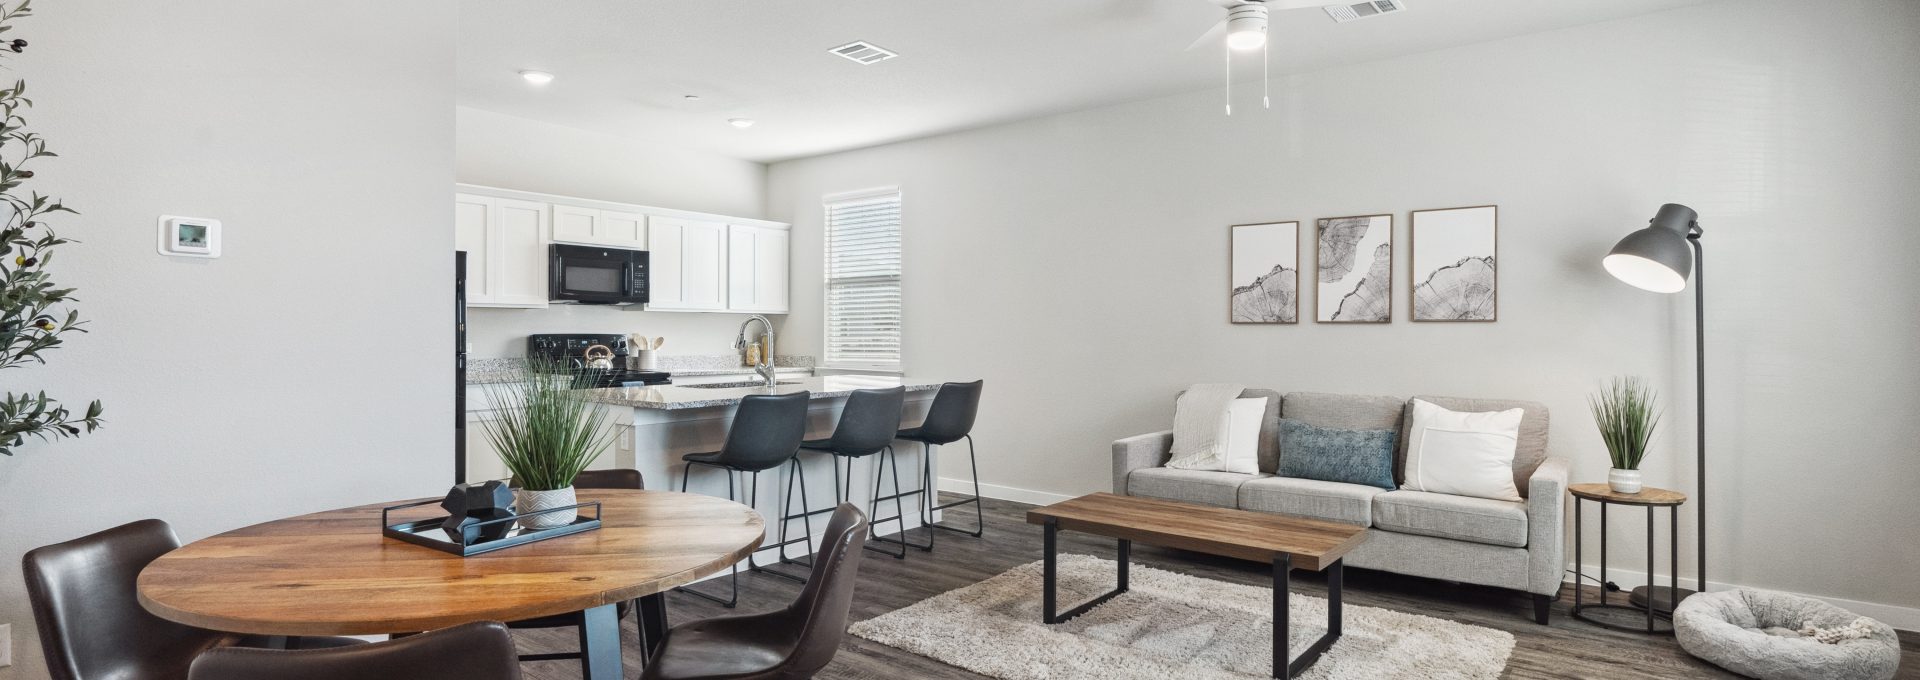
[825,191,902,370]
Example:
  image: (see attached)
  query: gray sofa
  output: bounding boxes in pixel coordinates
[1112,390,1569,623]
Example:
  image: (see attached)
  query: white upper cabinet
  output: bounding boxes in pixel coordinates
[453,185,785,313]
[728,224,790,313]
[456,193,550,308]
[647,216,729,311]
[551,204,648,249]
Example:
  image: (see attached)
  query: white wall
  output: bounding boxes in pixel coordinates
[0,2,455,678]
[456,106,779,358]
[769,0,1920,613]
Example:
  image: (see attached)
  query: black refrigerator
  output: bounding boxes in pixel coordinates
[455,251,468,484]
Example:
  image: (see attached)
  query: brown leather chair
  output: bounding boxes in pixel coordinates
[509,468,648,668]
[188,621,521,680]
[23,519,362,680]
[642,503,869,680]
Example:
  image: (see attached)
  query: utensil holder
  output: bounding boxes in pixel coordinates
[631,350,658,371]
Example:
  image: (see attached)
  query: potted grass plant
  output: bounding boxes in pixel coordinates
[1589,376,1661,493]
[480,361,617,529]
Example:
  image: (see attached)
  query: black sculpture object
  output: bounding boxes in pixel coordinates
[440,480,516,543]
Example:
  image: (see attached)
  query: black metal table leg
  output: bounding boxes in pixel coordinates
[1040,518,1129,624]
[1646,505,1656,633]
[1275,555,1341,678]
[636,593,668,665]
[578,603,623,680]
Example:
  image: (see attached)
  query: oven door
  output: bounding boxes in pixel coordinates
[549,244,644,304]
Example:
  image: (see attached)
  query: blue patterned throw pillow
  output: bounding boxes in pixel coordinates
[1277,419,1398,489]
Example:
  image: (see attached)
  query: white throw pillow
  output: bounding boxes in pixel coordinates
[1165,397,1266,473]
[1221,397,1266,474]
[1401,398,1524,502]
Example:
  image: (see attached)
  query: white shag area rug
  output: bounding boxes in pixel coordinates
[850,555,1514,680]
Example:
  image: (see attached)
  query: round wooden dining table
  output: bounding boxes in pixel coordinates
[137,488,764,680]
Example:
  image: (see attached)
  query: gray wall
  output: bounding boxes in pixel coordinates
[768,0,1920,611]
[0,2,456,678]
[456,106,779,359]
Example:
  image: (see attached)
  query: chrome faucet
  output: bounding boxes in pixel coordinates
[733,315,778,387]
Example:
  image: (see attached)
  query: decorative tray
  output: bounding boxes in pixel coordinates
[380,499,603,557]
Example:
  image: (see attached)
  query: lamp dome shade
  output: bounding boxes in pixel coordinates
[1604,203,1696,293]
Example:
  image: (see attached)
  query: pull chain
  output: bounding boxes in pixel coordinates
[1262,31,1271,110]
[1224,45,1232,116]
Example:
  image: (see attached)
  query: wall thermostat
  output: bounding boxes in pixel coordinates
[158,215,221,258]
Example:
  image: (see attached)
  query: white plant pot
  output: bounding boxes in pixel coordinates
[1608,468,1643,494]
[516,486,578,530]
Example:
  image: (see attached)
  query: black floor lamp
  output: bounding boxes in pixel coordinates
[1602,203,1705,613]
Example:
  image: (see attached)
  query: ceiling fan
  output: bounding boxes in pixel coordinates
[1187,0,1353,114]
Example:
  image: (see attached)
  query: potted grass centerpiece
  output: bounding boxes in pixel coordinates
[1589,376,1661,493]
[481,361,617,529]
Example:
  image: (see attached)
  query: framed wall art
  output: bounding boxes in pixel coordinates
[1229,221,1299,324]
[1411,205,1498,322]
[1315,213,1393,323]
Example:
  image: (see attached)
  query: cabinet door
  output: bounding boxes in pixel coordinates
[454,194,494,304]
[648,216,727,311]
[755,228,790,313]
[597,211,646,246]
[552,204,598,243]
[727,225,790,313]
[680,220,728,310]
[647,217,686,308]
[492,199,551,307]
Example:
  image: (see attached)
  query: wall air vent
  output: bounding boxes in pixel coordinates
[829,41,898,65]
[1325,0,1405,23]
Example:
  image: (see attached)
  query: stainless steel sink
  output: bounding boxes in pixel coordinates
[678,380,803,389]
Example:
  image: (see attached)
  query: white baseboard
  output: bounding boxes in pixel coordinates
[936,477,1077,506]
[1570,562,1920,632]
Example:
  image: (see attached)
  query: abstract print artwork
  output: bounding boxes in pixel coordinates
[1411,205,1498,321]
[1229,221,1298,323]
[1316,214,1392,322]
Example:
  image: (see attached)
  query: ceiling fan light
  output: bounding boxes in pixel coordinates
[1224,5,1269,51]
[1226,28,1267,51]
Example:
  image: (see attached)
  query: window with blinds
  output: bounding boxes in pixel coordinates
[824,191,902,371]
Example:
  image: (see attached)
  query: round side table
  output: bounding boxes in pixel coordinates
[1569,483,1687,634]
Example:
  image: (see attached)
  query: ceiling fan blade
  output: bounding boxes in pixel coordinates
[1264,0,1349,8]
[1204,0,1249,8]
[1184,18,1228,51]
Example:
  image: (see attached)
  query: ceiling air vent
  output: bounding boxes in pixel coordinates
[829,41,898,65]
[1325,0,1405,23]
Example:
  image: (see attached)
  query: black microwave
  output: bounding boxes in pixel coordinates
[549,244,649,305]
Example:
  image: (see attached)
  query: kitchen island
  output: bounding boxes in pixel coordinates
[582,374,954,568]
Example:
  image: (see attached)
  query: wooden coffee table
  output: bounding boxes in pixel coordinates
[1027,493,1367,679]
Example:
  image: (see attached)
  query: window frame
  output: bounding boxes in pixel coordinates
[821,187,904,373]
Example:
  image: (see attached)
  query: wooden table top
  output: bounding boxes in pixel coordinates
[1568,483,1687,506]
[1026,493,1366,571]
[137,489,764,636]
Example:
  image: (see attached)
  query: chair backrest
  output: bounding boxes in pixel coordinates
[828,386,906,456]
[913,380,983,445]
[717,391,812,471]
[781,503,870,675]
[188,621,521,680]
[572,468,644,490]
[24,518,222,680]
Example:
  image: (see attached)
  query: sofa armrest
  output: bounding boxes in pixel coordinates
[1524,456,1571,596]
[1112,430,1173,495]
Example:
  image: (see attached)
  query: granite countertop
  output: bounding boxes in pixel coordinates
[580,375,944,411]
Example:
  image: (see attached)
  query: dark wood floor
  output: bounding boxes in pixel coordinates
[516,495,1920,679]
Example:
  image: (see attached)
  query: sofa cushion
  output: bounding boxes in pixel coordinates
[1127,468,1264,508]
[1372,490,1528,547]
[1399,395,1551,493]
[1238,476,1383,526]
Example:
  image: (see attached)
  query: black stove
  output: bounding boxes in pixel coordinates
[526,334,671,388]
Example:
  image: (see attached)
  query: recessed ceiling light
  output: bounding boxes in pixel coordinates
[683,94,701,101]
[728,118,755,129]
[518,70,554,85]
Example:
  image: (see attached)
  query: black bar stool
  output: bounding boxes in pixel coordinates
[786,386,911,561]
[898,380,986,547]
[675,391,811,607]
